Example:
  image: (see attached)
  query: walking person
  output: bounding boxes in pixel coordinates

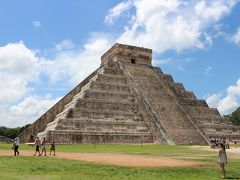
[34,137,41,156]
[13,137,20,156]
[49,139,56,156]
[41,137,47,156]
[218,143,228,179]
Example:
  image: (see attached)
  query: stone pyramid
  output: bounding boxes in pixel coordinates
[19,43,240,145]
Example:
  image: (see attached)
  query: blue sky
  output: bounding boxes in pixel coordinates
[0,0,240,127]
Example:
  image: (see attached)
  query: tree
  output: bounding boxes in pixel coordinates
[0,124,31,139]
[225,107,240,126]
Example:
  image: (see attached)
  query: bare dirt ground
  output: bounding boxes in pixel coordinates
[0,149,207,168]
[190,145,240,159]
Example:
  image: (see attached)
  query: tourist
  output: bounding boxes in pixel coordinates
[13,137,20,156]
[225,138,230,149]
[41,137,47,156]
[34,137,41,156]
[210,137,216,148]
[49,139,56,156]
[218,143,228,179]
[234,140,237,145]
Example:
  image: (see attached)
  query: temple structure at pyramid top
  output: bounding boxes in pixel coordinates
[19,43,240,145]
[101,43,152,65]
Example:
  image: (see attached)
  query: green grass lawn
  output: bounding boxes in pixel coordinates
[0,143,212,156]
[1,144,240,180]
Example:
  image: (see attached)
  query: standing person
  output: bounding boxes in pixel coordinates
[50,139,56,156]
[34,137,41,156]
[41,137,47,156]
[218,143,228,179]
[13,137,20,156]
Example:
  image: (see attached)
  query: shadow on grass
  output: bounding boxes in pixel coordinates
[226,176,240,179]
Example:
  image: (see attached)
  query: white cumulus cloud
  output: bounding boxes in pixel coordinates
[105,0,133,25]
[0,42,40,105]
[206,79,240,115]
[43,37,111,85]
[230,27,240,45]
[104,0,239,53]
[195,0,236,21]
[32,20,41,28]
[203,66,213,75]
[0,37,112,127]
[0,95,61,127]
[55,39,76,51]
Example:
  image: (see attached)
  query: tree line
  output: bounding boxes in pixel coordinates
[0,124,30,139]
[224,107,240,126]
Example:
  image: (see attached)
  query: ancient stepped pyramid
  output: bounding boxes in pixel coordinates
[19,43,240,144]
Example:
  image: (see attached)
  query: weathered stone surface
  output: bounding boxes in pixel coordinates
[19,43,240,144]
[101,43,152,65]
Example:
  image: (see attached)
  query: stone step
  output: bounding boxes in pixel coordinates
[192,113,223,120]
[41,130,154,144]
[136,81,165,89]
[174,91,196,99]
[76,98,134,106]
[205,131,240,138]
[56,124,149,133]
[194,116,224,123]
[184,106,220,115]
[162,80,195,99]
[200,124,239,130]
[132,74,158,82]
[197,119,232,126]
[163,74,174,82]
[101,67,124,75]
[90,81,131,93]
[74,100,136,113]
[177,98,208,107]
[168,82,185,92]
[126,66,153,76]
[44,115,145,131]
[167,129,206,144]
[84,90,134,103]
[70,108,139,119]
[62,117,144,124]
[97,74,127,84]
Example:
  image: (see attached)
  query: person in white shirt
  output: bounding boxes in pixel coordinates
[13,137,20,156]
[41,137,47,156]
[218,143,228,179]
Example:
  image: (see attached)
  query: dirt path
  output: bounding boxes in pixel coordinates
[0,149,207,168]
[190,146,240,159]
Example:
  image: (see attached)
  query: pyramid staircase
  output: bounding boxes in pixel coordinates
[152,66,240,141]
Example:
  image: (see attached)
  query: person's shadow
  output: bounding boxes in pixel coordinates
[224,177,240,179]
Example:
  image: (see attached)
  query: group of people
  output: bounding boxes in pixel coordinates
[12,137,56,156]
[34,137,56,156]
[210,138,230,149]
